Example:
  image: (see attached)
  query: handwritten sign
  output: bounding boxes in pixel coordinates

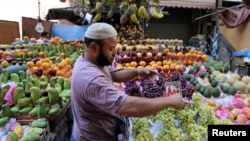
[165,81,182,96]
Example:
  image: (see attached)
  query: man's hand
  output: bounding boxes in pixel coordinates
[136,67,159,78]
[167,94,184,109]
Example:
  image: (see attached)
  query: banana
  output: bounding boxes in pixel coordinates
[130,13,139,24]
[92,12,102,22]
[128,4,138,15]
[150,7,164,19]
[138,6,149,19]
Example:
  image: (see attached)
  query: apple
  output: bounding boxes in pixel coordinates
[142,51,147,57]
[152,56,158,61]
[122,46,126,51]
[241,107,250,118]
[132,46,137,51]
[147,52,152,58]
[36,68,43,77]
[132,56,137,62]
[137,52,142,58]
[228,108,241,121]
[244,97,250,107]
[115,44,122,51]
[156,66,162,72]
[49,69,57,76]
[131,51,137,57]
[157,52,162,58]
[148,46,153,51]
[136,45,143,51]
[236,114,248,124]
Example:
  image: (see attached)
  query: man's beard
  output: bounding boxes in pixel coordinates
[96,48,113,66]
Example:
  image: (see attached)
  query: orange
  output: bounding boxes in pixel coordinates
[156,61,162,66]
[175,65,183,72]
[130,61,137,67]
[44,58,51,63]
[139,61,146,67]
[56,70,65,76]
[26,61,35,68]
[149,61,156,66]
[35,60,43,67]
[162,65,169,72]
[162,60,168,65]
[41,62,51,70]
[29,66,38,74]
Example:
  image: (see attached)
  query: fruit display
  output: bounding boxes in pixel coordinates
[0,36,83,140]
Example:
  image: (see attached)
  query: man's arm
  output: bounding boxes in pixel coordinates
[111,67,158,82]
[111,68,138,82]
[116,94,184,117]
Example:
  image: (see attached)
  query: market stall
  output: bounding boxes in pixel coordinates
[0,0,250,140]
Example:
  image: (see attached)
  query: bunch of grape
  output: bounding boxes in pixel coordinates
[184,123,207,141]
[141,79,163,98]
[179,76,187,89]
[181,83,195,99]
[135,130,154,141]
[132,117,149,138]
[124,79,141,96]
[171,71,180,81]
[156,72,167,91]
[156,127,183,141]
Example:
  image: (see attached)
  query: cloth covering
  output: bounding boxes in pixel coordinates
[219,5,250,28]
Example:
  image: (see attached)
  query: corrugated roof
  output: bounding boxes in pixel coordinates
[150,0,216,9]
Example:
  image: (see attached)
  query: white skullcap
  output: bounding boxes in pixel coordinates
[84,23,117,39]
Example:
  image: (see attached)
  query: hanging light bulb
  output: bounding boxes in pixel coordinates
[35,18,44,33]
[35,0,44,33]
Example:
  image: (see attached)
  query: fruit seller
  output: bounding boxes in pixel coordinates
[71,23,184,141]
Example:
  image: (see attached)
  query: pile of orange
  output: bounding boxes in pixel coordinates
[26,57,72,80]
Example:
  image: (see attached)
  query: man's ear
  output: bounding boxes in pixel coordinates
[89,42,99,52]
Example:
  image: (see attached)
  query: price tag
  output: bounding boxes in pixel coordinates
[164,81,182,96]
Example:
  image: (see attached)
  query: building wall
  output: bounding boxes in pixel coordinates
[145,8,205,45]
[219,20,250,51]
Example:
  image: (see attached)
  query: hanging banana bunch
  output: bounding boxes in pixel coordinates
[130,13,140,24]
[137,5,149,19]
[149,6,164,19]
[120,3,138,24]
[96,0,106,12]
[92,12,102,23]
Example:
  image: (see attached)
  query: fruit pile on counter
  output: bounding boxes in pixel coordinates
[0,37,84,141]
[112,43,250,141]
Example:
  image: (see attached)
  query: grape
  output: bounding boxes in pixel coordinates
[141,79,163,98]
[131,89,218,141]
[124,79,141,96]
[171,71,180,81]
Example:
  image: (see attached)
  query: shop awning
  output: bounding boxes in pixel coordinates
[151,0,216,9]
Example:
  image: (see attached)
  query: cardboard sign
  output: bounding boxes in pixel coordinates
[165,81,182,96]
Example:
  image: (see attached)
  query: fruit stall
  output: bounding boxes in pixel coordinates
[0,1,250,141]
[0,37,84,141]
